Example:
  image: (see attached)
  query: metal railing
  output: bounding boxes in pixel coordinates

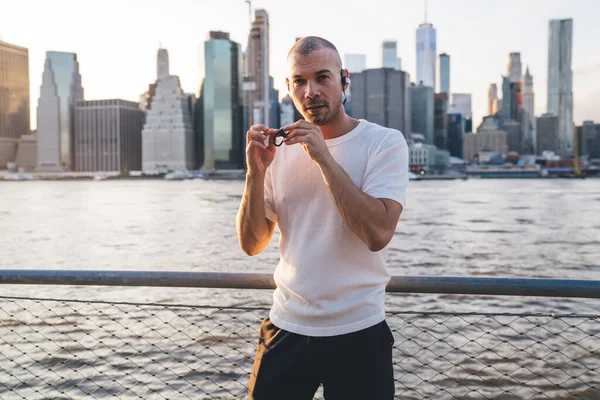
[1,270,600,399]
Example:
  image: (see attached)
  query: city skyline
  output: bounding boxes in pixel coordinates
[1,0,599,132]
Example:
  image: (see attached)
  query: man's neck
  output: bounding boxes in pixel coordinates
[320,113,360,140]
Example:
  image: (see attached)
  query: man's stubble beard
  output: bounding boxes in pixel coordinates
[306,95,343,126]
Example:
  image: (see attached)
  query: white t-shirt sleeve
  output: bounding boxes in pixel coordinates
[264,166,277,222]
[361,132,409,207]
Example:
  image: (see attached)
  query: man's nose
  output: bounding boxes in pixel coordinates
[305,81,320,98]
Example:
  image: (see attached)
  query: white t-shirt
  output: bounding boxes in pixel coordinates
[264,119,409,337]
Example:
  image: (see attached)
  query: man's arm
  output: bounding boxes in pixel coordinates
[236,124,278,256]
[318,154,403,252]
[236,171,276,256]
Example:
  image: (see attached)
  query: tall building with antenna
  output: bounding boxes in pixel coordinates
[245,9,270,127]
[416,0,437,89]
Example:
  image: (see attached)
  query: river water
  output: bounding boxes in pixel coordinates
[1,178,599,310]
[1,178,599,399]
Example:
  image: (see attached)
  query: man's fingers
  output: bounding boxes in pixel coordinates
[283,128,310,141]
[247,129,267,141]
[250,124,269,131]
[284,135,306,145]
[266,134,277,150]
[247,139,268,150]
[250,125,279,135]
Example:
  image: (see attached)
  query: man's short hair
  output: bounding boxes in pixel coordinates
[287,36,342,67]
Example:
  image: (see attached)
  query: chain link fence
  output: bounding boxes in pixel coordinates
[1,294,599,399]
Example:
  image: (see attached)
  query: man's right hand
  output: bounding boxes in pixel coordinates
[246,124,278,176]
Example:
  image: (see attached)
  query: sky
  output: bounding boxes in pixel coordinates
[1,0,599,131]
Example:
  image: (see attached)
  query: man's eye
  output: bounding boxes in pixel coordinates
[294,79,305,85]
[318,75,329,81]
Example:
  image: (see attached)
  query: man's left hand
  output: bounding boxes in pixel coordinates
[280,120,330,164]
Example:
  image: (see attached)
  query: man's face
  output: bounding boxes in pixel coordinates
[286,48,344,126]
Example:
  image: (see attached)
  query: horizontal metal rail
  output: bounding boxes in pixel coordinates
[1,270,600,298]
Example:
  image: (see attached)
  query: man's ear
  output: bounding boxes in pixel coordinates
[342,69,351,90]
[285,77,291,93]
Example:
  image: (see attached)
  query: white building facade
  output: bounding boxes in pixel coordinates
[36,51,84,171]
[142,48,195,172]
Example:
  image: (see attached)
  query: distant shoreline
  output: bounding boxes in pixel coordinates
[0,173,596,182]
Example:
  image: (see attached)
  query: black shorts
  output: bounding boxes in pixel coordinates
[248,317,395,400]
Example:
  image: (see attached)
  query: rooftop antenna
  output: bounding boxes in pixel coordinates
[245,0,252,27]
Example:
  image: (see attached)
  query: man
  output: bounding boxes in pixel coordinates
[236,36,409,399]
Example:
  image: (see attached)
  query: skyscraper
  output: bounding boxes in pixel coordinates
[503,119,522,153]
[450,94,472,118]
[74,100,144,172]
[351,68,411,137]
[157,48,169,80]
[269,76,280,130]
[508,52,522,83]
[439,53,450,94]
[521,66,535,150]
[203,31,244,170]
[382,41,398,69]
[579,121,600,159]
[344,54,366,73]
[194,79,205,169]
[488,83,499,115]
[416,22,436,89]
[537,113,560,155]
[36,51,84,171]
[343,54,366,114]
[0,40,30,169]
[246,9,270,127]
[463,116,508,161]
[14,133,37,171]
[448,93,471,136]
[411,82,434,145]
[280,95,295,127]
[501,76,519,121]
[521,67,534,119]
[434,93,448,149]
[447,113,463,158]
[142,47,195,171]
[547,18,573,156]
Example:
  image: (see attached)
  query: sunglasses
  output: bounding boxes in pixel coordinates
[273,129,288,147]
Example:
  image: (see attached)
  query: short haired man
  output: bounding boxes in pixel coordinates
[237,36,409,399]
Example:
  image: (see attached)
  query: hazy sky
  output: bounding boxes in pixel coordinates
[1,0,598,130]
